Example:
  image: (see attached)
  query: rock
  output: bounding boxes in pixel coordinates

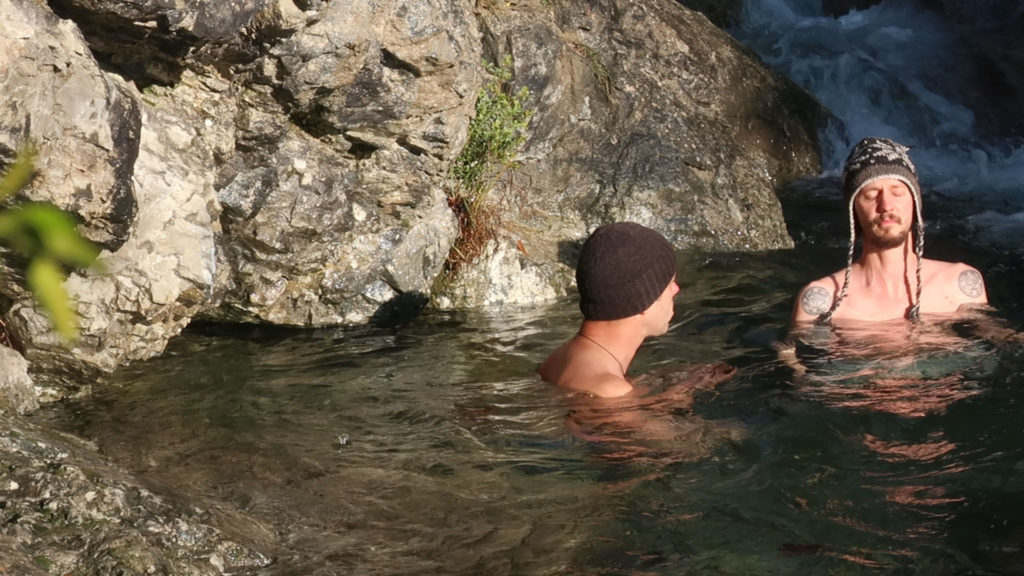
[0,0,140,251]
[0,347,38,414]
[821,0,884,17]
[203,0,477,326]
[210,128,460,326]
[0,0,827,388]
[0,414,272,574]
[47,0,304,86]
[432,237,573,309]
[433,0,825,307]
[676,0,745,27]
[5,70,226,392]
[271,0,480,155]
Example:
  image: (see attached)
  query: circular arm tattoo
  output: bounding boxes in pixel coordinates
[800,286,832,315]
[958,269,984,299]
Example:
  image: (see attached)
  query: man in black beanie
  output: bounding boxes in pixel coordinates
[792,137,988,325]
[539,222,680,397]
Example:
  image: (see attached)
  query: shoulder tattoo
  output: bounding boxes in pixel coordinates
[957,269,984,298]
[800,286,832,315]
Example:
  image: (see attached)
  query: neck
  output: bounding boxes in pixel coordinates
[577,319,645,373]
[856,238,921,300]
[859,238,916,272]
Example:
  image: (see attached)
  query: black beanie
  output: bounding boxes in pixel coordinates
[576,222,677,321]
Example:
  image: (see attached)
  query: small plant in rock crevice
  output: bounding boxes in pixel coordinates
[446,55,534,274]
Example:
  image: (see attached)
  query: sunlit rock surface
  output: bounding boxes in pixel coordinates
[0,347,37,414]
[0,0,824,388]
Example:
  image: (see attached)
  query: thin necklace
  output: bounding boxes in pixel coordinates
[576,332,625,376]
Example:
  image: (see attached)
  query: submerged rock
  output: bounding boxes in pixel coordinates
[0,414,272,575]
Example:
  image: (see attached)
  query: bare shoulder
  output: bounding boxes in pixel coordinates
[925,259,988,305]
[792,275,839,323]
[539,341,634,398]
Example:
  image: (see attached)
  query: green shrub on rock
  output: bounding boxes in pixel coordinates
[447,56,534,271]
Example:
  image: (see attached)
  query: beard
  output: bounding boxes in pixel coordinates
[864,215,911,249]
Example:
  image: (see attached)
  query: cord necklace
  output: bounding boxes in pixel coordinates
[576,332,625,376]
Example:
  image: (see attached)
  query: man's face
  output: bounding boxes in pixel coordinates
[854,178,914,249]
[644,276,680,336]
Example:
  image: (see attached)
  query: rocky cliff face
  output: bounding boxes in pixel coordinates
[0,0,826,396]
[438,0,824,308]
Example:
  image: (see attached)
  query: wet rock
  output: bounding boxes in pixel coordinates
[0,414,272,574]
[821,0,884,17]
[676,0,745,27]
[433,237,572,308]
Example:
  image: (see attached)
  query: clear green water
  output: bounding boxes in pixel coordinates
[40,212,1024,575]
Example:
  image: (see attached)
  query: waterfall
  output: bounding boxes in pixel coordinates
[730,0,1024,248]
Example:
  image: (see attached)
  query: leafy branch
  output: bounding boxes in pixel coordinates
[0,147,100,341]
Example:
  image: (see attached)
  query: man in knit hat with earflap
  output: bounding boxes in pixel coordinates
[539,221,680,397]
[792,137,988,325]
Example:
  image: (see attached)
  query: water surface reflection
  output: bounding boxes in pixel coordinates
[39,248,1024,575]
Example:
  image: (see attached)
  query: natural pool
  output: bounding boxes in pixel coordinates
[39,195,1024,574]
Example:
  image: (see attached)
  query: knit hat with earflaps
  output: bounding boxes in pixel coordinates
[815,137,925,324]
[576,222,677,321]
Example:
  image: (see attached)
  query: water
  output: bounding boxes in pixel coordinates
[36,1,1024,573]
[38,224,1024,574]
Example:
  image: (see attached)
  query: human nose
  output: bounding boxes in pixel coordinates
[876,190,895,212]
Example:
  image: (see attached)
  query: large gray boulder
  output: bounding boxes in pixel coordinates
[435,0,825,307]
[0,0,825,394]
[208,0,473,325]
[0,0,139,250]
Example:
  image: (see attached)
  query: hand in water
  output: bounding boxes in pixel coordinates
[634,361,738,407]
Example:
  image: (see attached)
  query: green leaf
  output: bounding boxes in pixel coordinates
[17,203,101,267]
[0,146,37,203]
[27,256,78,341]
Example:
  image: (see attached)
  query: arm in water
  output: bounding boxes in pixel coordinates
[563,361,737,442]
